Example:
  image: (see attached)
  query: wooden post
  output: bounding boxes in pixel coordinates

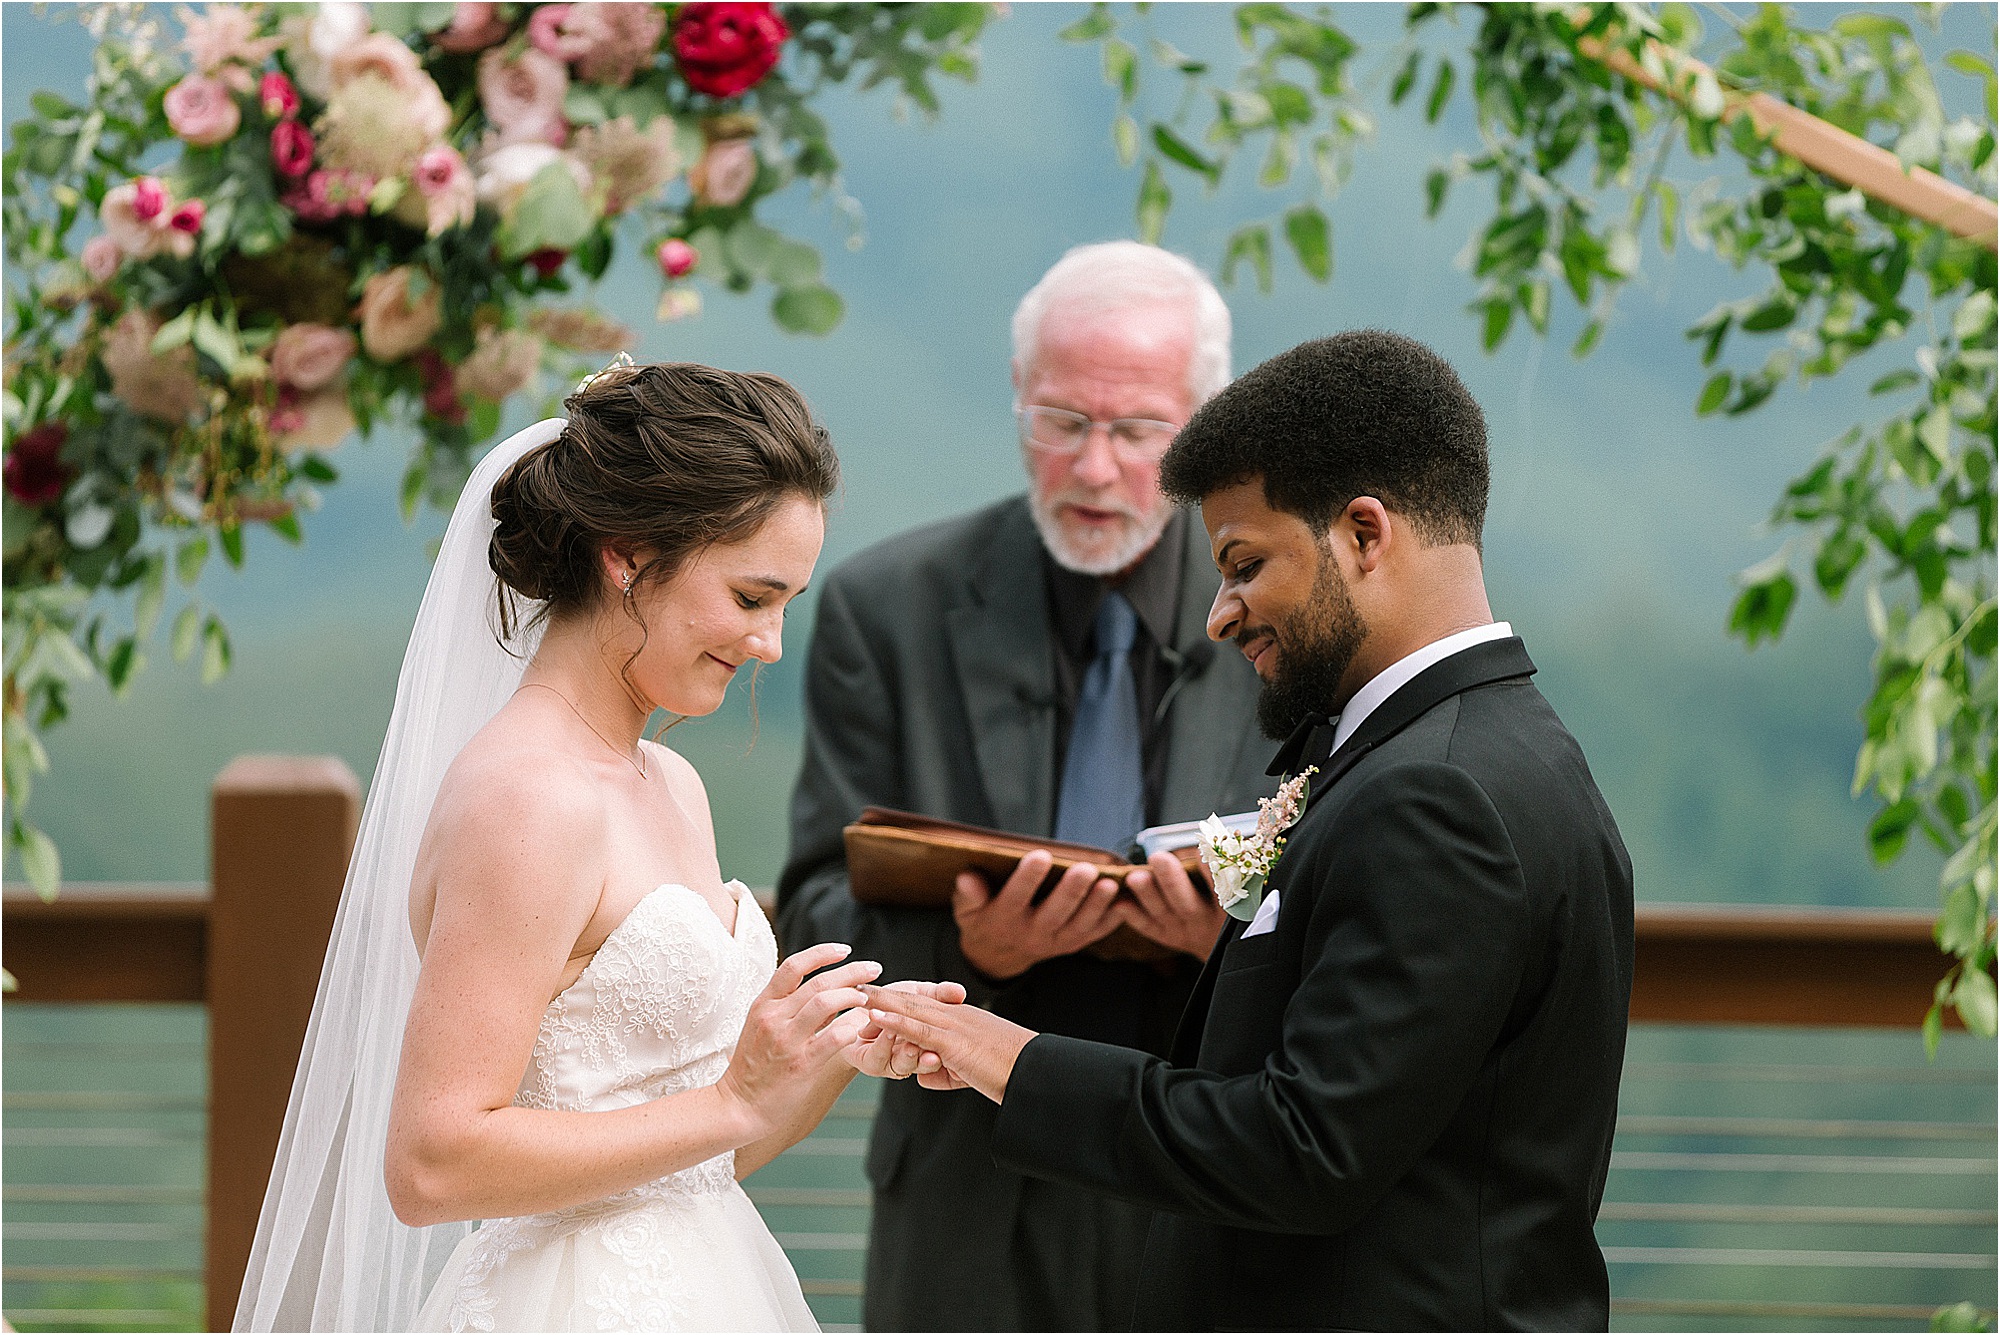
[205,756,360,1334]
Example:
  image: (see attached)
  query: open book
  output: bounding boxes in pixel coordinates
[841,807,1261,963]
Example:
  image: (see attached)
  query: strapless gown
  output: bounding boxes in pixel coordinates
[414,881,819,1332]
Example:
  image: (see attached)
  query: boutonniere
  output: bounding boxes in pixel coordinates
[1197,767,1317,922]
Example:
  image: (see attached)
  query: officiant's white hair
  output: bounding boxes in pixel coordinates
[1011,240,1232,403]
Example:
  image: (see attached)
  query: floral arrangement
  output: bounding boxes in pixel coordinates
[1,2,992,892]
[1198,767,1316,922]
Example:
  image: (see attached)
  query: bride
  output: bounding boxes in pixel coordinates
[234,361,952,1332]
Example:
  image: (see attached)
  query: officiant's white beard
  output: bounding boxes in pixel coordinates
[1029,485,1175,577]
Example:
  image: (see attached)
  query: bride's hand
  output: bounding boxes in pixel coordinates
[717,943,881,1137]
[846,981,965,1079]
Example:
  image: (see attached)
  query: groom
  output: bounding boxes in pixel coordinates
[864,331,1636,1330]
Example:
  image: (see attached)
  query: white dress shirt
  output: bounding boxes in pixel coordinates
[1329,621,1515,754]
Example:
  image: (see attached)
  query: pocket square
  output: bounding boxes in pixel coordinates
[1241,888,1281,938]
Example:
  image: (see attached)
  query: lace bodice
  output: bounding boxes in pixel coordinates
[422,881,816,1332]
[516,881,775,1190]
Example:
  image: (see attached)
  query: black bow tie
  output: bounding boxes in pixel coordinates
[1266,712,1335,778]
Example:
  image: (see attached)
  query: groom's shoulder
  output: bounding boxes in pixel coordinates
[825,494,1031,602]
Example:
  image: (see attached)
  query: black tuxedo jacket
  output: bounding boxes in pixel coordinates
[993,638,1635,1331]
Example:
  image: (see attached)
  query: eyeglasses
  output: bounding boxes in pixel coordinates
[1015,406,1181,463]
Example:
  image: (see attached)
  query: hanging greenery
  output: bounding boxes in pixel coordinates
[1059,0,1996,1040]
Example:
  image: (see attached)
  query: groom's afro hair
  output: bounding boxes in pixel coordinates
[1161,330,1489,550]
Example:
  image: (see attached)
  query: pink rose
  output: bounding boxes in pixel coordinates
[656,238,698,278]
[356,266,444,363]
[477,46,570,146]
[270,119,315,176]
[164,75,242,148]
[432,2,510,54]
[329,32,428,95]
[270,323,357,391]
[81,235,123,283]
[690,136,757,208]
[102,308,207,422]
[170,200,206,235]
[261,71,300,119]
[100,178,195,260]
[566,3,668,88]
[528,5,593,62]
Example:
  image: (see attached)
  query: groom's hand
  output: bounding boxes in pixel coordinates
[953,850,1121,981]
[860,983,1035,1104]
[1119,852,1227,960]
[846,980,965,1080]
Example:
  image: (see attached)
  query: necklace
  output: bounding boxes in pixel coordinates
[517,682,647,779]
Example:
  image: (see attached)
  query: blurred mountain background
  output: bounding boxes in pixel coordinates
[8,2,1987,908]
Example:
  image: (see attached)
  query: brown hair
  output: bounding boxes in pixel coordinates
[488,361,839,640]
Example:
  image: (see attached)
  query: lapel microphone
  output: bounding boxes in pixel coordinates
[1153,640,1216,727]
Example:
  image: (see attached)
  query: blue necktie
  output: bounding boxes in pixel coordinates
[1053,591,1146,851]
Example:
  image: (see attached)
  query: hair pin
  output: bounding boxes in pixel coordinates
[575,350,636,393]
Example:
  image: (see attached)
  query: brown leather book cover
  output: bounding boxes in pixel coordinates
[841,807,1207,963]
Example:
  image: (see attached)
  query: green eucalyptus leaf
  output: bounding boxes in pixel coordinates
[1136,160,1171,244]
[134,555,166,640]
[171,604,200,663]
[200,615,231,686]
[1152,124,1218,182]
[1951,965,1997,1037]
[771,284,845,336]
[16,821,60,899]
[1113,114,1139,168]
[176,535,209,587]
[1424,60,1455,124]
[1283,204,1331,282]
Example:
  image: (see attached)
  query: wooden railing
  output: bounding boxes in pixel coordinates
[0,754,1968,1331]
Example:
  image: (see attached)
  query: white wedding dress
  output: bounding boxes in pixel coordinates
[414,880,819,1333]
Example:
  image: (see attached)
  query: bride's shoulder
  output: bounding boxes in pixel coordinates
[428,729,608,854]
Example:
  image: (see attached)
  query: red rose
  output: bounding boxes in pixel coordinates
[414,349,466,426]
[524,247,569,278]
[672,2,789,99]
[170,200,206,234]
[270,120,315,178]
[5,421,74,508]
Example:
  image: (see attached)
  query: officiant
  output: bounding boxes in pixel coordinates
[778,242,1277,1330]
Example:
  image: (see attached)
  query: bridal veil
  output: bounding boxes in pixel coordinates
[233,418,566,1330]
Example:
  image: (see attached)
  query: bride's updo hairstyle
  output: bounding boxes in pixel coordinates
[487,361,837,640]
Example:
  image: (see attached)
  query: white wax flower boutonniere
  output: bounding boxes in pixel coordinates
[1198,767,1317,922]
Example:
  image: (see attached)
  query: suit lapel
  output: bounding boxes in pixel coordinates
[1291,637,1539,810]
[1171,915,1245,1064]
[1159,512,1261,820]
[944,501,1060,837]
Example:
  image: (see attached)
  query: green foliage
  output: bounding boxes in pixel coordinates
[1058,0,1369,282]
[1064,2,1997,1038]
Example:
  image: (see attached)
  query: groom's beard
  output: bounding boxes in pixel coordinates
[1250,549,1367,741]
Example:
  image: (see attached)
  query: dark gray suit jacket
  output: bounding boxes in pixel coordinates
[779,495,1277,1329]
[992,639,1635,1330]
